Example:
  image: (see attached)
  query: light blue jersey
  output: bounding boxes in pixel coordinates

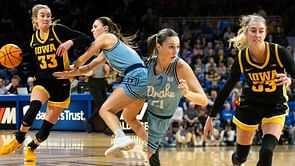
[147,56,182,117]
[102,40,144,76]
[102,39,147,100]
[146,56,182,153]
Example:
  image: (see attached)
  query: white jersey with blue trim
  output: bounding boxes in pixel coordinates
[102,40,144,76]
[147,56,182,117]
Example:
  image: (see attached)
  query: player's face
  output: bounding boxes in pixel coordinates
[91,20,106,39]
[246,20,266,47]
[157,36,180,62]
[36,8,51,30]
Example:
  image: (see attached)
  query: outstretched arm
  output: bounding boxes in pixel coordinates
[54,24,91,57]
[74,33,116,68]
[203,59,241,139]
[53,52,106,79]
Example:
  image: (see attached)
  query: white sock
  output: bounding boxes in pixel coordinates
[114,128,125,138]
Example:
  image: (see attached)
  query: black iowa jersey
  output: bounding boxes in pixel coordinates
[209,42,295,117]
[238,42,287,104]
[30,24,91,80]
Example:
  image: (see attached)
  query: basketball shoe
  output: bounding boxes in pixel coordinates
[24,146,36,162]
[232,153,245,166]
[0,138,22,155]
[104,136,135,157]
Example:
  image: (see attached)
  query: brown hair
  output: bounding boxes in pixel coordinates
[147,28,178,58]
[96,16,136,48]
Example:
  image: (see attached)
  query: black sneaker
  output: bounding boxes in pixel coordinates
[83,120,92,133]
[232,153,244,166]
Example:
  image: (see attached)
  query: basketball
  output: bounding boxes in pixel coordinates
[0,44,23,68]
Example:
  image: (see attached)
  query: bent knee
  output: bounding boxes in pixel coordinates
[123,116,138,124]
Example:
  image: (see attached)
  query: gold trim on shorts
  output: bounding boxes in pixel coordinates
[32,85,50,98]
[233,116,259,132]
[261,115,286,127]
[48,97,70,109]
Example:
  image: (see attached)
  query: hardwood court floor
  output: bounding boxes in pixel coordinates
[0,130,294,166]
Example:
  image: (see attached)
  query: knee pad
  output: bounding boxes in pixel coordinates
[35,120,54,142]
[261,134,278,151]
[22,100,42,127]
[232,144,250,165]
[149,148,160,166]
[258,147,273,166]
[257,134,278,166]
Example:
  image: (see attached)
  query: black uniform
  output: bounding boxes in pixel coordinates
[209,42,295,131]
[29,24,91,107]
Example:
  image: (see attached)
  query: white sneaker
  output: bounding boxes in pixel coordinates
[104,136,135,157]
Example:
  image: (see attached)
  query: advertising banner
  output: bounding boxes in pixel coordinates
[0,101,16,129]
[19,100,89,131]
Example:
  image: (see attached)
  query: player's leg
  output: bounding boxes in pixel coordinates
[100,87,137,157]
[231,103,261,166]
[24,105,63,162]
[149,148,160,166]
[147,113,171,166]
[122,99,147,141]
[24,81,70,162]
[232,115,257,166]
[256,116,285,166]
[102,67,147,157]
[0,88,46,155]
[231,127,255,166]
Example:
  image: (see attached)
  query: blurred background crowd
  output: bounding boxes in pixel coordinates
[0,0,295,148]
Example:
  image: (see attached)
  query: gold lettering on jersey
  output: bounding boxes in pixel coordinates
[34,43,56,55]
[247,70,277,92]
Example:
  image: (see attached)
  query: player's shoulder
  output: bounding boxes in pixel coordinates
[176,57,189,69]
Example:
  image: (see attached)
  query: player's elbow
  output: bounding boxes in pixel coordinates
[199,95,209,107]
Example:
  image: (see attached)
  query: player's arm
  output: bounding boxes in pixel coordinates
[208,59,241,117]
[203,59,241,138]
[176,59,208,107]
[74,34,114,68]
[53,52,106,79]
[53,24,92,56]
[85,52,107,71]
[277,45,295,88]
[54,24,92,46]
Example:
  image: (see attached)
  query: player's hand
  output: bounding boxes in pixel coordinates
[53,65,92,79]
[203,116,214,141]
[79,65,93,76]
[178,79,189,96]
[56,40,73,57]
[276,73,291,88]
[52,70,73,79]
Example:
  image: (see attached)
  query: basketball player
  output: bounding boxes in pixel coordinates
[203,14,295,166]
[53,16,148,157]
[146,28,208,166]
[0,4,91,162]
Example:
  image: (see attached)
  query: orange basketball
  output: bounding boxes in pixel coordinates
[0,44,23,68]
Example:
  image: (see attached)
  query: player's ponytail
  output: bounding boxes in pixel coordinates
[97,17,136,48]
[147,34,158,59]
